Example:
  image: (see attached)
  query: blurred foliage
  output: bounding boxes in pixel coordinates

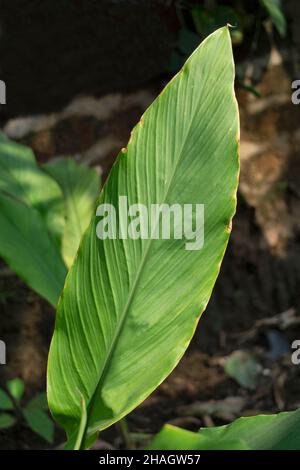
[170,0,286,93]
[0,134,100,307]
[0,378,54,443]
[224,350,262,389]
[260,0,286,37]
[149,408,300,450]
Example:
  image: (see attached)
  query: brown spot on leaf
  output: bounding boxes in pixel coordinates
[226,219,232,233]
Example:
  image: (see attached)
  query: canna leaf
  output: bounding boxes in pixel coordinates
[0,135,67,306]
[149,409,300,450]
[6,378,25,402]
[0,191,66,306]
[0,138,98,305]
[149,424,249,450]
[43,158,99,268]
[23,408,55,444]
[0,134,65,248]
[47,26,239,448]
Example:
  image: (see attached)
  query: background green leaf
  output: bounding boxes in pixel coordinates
[0,134,65,247]
[6,378,24,402]
[149,424,249,450]
[26,392,48,411]
[0,190,67,306]
[44,158,99,268]
[224,350,261,389]
[23,408,54,444]
[260,0,287,37]
[0,388,14,410]
[0,413,16,429]
[0,138,99,305]
[149,409,300,450]
[0,135,67,306]
[47,27,239,448]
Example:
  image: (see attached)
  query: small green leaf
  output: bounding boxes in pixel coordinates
[47,26,240,448]
[0,191,67,306]
[7,378,25,402]
[26,392,48,411]
[149,409,300,450]
[43,158,100,268]
[23,408,54,444]
[0,413,16,429]
[260,0,287,37]
[0,388,14,410]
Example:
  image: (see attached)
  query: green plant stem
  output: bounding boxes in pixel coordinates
[118,419,134,450]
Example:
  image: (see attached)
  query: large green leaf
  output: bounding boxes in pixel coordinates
[44,158,99,268]
[0,135,67,306]
[149,409,300,450]
[47,26,239,448]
